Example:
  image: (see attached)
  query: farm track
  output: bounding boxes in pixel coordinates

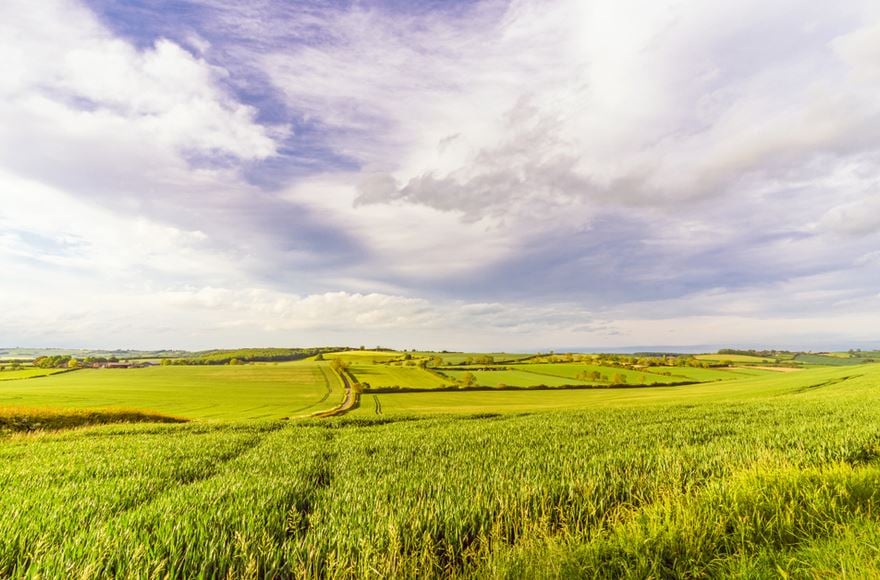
[312,367,359,418]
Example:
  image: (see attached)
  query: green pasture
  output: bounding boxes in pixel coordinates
[354,364,873,416]
[438,368,589,388]
[694,353,775,363]
[518,362,681,384]
[321,350,402,363]
[2,363,880,576]
[0,364,339,420]
[415,351,536,364]
[348,364,449,389]
[0,368,69,381]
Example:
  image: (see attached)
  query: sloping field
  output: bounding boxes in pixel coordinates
[348,364,449,389]
[0,364,339,420]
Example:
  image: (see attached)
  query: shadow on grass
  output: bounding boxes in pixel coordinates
[0,406,188,433]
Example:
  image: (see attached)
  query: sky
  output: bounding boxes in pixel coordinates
[2,0,880,352]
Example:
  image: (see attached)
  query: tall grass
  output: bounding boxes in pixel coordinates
[2,373,880,577]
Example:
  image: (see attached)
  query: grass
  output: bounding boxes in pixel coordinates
[2,364,880,576]
[517,363,684,384]
[322,350,402,363]
[0,364,340,420]
[795,353,868,366]
[3,359,880,576]
[0,368,69,381]
[416,351,536,364]
[348,364,450,389]
[695,353,775,363]
[439,368,591,387]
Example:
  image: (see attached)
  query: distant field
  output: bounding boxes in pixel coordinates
[355,365,872,416]
[348,364,449,389]
[519,363,683,384]
[794,353,868,366]
[0,365,339,420]
[416,352,535,364]
[0,368,69,381]
[694,354,774,363]
[322,350,402,363]
[439,368,589,387]
[642,366,774,381]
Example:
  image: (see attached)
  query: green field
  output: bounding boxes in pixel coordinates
[2,354,880,576]
[794,353,868,366]
[1,363,880,576]
[415,351,536,364]
[439,368,590,387]
[0,368,69,381]
[519,362,683,384]
[322,350,402,363]
[348,364,450,389]
[0,364,339,420]
[694,353,775,363]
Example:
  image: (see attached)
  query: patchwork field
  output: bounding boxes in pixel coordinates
[2,352,879,577]
[0,364,339,420]
[2,363,880,577]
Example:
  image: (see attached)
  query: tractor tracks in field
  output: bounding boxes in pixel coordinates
[793,374,862,394]
[312,365,360,418]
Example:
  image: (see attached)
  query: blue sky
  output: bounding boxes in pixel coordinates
[2,0,880,351]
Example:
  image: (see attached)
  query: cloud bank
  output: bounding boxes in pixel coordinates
[2,0,880,350]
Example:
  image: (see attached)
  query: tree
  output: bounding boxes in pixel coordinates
[67,358,79,369]
[314,353,325,361]
[228,358,242,365]
[590,370,602,381]
[611,373,627,384]
[459,372,477,388]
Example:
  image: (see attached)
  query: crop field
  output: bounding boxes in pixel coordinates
[694,353,775,363]
[348,364,449,389]
[415,352,536,364]
[0,364,339,420]
[2,356,880,577]
[438,368,590,388]
[321,350,402,363]
[518,363,684,384]
[642,365,776,381]
[794,353,868,366]
[1,363,880,577]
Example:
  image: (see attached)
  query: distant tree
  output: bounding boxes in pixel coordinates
[590,370,602,381]
[430,356,443,367]
[611,373,626,384]
[228,358,242,365]
[67,358,79,369]
[404,353,412,360]
[459,372,477,387]
[314,353,325,361]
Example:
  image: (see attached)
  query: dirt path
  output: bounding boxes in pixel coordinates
[312,366,360,418]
